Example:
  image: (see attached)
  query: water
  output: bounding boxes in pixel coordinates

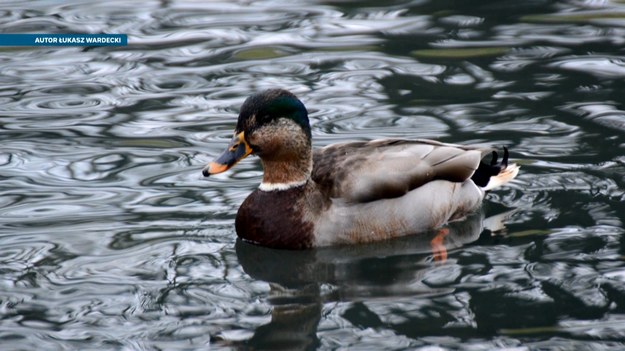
[2,0,625,349]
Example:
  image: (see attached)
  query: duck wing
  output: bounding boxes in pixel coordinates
[312,139,492,203]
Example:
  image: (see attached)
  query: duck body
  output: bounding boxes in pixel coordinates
[203,89,519,250]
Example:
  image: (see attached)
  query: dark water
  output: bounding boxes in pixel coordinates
[2,0,625,349]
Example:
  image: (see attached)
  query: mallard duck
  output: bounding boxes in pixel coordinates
[203,89,519,249]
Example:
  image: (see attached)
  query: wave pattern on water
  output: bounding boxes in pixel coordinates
[2,0,625,349]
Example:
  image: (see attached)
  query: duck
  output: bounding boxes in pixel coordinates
[203,89,519,250]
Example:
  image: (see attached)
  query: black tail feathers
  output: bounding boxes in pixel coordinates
[471,147,510,187]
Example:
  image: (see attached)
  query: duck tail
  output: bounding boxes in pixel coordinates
[483,163,519,191]
[471,147,520,191]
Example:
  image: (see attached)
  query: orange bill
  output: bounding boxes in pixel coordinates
[202,131,253,177]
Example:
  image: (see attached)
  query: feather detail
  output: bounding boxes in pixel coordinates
[483,164,520,191]
[259,179,308,192]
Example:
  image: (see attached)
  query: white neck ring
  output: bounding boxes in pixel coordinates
[259,179,307,192]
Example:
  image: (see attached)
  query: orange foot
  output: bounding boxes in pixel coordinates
[431,228,450,263]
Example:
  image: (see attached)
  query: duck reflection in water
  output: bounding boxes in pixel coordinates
[215,209,513,350]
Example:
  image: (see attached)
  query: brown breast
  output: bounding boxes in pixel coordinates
[235,185,317,249]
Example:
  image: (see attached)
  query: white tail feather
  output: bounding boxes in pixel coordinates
[483,164,520,191]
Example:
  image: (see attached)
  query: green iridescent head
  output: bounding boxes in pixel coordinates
[203,89,311,177]
[235,89,311,140]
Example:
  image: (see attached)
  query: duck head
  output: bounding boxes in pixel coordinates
[203,89,313,184]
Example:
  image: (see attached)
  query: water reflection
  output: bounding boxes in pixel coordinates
[3,0,625,349]
[229,211,494,349]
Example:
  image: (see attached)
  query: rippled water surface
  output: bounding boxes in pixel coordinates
[3,0,625,349]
